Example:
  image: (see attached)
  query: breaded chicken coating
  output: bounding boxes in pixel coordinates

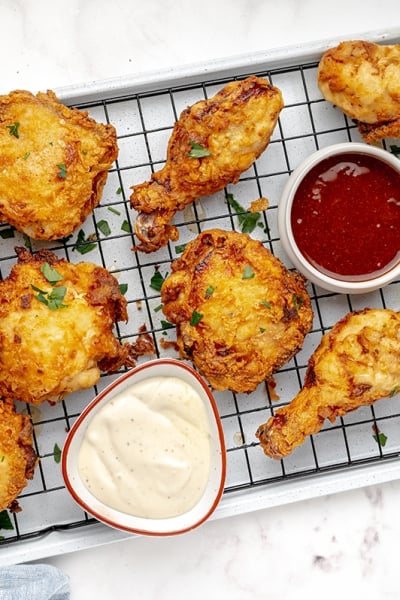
[256,308,400,459]
[0,247,147,405]
[130,76,284,252]
[318,40,400,143]
[161,229,313,393]
[0,399,38,512]
[0,89,118,239]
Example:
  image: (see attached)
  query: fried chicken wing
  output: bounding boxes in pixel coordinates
[0,399,38,512]
[130,76,284,252]
[0,247,153,405]
[0,89,118,239]
[256,308,400,459]
[161,229,313,393]
[317,40,400,143]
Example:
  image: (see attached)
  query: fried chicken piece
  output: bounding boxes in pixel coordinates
[0,89,118,239]
[256,308,400,459]
[0,399,38,512]
[161,229,313,393]
[130,76,284,252]
[0,247,150,405]
[317,40,400,143]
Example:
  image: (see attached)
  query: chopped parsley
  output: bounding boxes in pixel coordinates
[242,265,255,279]
[56,163,67,179]
[390,144,400,158]
[205,286,215,298]
[260,301,272,309]
[119,283,128,295]
[293,294,304,310]
[0,227,15,239]
[53,443,62,464]
[31,263,67,310]
[150,270,167,292]
[22,151,30,160]
[108,206,121,216]
[0,510,13,531]
[116,186,123,195]
[175,243,187,254]
[97,219,111,237]
[6,122,20,138]
[23,233,32,249]
[373,429,388,447]
[32,284,68,310]
[160,319,174,330]
[41,262,63,285]
[187,141,212,158]
[121,220,132,233]
[73,230,97,254]
[226,193,261,234]
[190,310,203,326]
[154,303,163,312]
[389,386,400,397]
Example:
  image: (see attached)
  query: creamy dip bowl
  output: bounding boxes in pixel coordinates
[278,142,400,294]
[62,358,226,536]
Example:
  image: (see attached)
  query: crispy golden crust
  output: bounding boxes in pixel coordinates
[0,399,38,511]
[317,40,400,142]
[130,76,284,252]
[0,247,139,405]
[0,89,118,239]
[161,229,313,393]
[256,308,400,459]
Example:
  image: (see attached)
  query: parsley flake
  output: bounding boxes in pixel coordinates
[121,220,132,233]
[97,219,112,237]
[175,243,187,254]
[22,152,30,160]
[372,429,388,447]
[242,265,255,279]
[260,301,272,309]
[150,271,167,292]
[187,141,212,158]
[161,320,174,330]
[205,286,215,298]
[226,193,261,234]
[73,230,97,254]
[389,386,400,397]
[41,262,63,285]
[108,206,121,216]
[56,163,67,179]
[119,283,128,295]
[293,294,304,310]
[6,122,20,138]
[53,443,62,464]
[390,144,400,158]
[0,510,13,531]
[190,310,203,326]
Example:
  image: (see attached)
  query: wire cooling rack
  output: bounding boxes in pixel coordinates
[1,46,400,557]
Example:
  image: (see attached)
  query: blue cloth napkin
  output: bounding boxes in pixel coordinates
[0,564,70,599]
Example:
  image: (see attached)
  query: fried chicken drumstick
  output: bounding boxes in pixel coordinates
[161,229,313,393]
[317,40,400,143]
[130,76,284,252]
[256,308,400,459]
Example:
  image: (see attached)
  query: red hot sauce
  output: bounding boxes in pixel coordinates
[290,153,400,280]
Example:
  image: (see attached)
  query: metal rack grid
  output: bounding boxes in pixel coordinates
[1,56,400,551]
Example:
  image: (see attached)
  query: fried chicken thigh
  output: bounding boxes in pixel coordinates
[317,40,400,143]
[130,76,284,252]
[0,399,38,511]
[0,89,118,239]
[0,247,148,405]
[256,308,400,459]
[161,229,313,393]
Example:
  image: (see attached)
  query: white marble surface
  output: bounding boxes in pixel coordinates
[2,0,400,597]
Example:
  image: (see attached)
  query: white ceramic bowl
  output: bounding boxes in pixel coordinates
[278,142,400,294]
[62,358,226,536]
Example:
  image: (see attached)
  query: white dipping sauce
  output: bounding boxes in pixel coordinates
[78,376,211,519]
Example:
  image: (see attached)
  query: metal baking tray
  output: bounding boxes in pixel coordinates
[1,28,400,565]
